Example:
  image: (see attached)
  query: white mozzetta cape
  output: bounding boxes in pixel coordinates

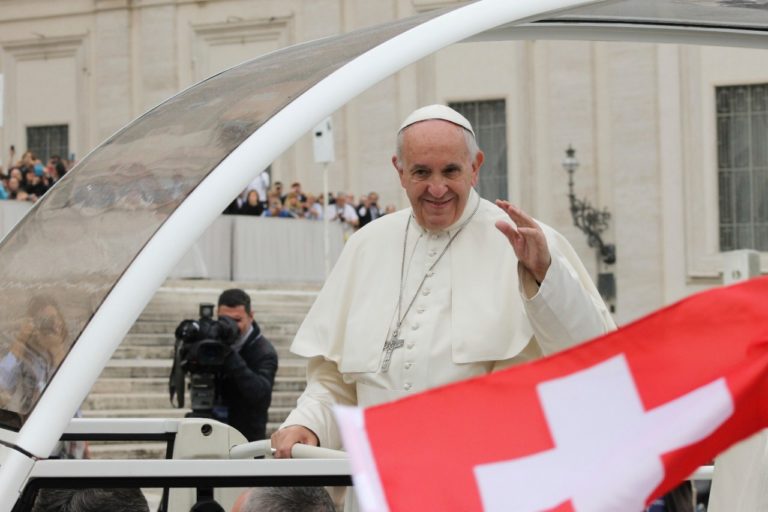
[286,192,615,449]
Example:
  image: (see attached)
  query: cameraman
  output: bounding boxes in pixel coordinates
[215,288,278,441]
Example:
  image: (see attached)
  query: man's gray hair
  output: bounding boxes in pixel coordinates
[394,123,480,167]
[243,486,335,512]
[31,488,149,512]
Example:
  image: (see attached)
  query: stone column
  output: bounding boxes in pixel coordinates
[93,1,133,143]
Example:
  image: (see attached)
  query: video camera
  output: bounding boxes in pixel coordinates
[170,303,240,416]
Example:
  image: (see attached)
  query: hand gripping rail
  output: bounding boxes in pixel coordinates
[229,440,348,460]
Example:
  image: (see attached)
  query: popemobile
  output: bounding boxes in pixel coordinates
[0,0,764,510]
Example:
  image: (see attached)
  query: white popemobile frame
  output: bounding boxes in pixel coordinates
[1,0,766,509]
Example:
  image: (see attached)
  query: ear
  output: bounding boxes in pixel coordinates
[471,150,484,187]
[392,155,406,185]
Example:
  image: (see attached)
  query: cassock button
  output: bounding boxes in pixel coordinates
[422,288,430,296]
[404,383,412,390]
[405,362,413,369]
[411,323,419,330]
[417,307,425,314]
[406,342,415,349]
[428,250,437,257]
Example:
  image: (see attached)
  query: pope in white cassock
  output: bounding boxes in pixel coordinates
[272,105,616,464]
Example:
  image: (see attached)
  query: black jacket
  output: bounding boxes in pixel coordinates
[218,322,278,441]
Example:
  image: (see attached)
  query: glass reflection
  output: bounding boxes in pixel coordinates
[0,296,69,429]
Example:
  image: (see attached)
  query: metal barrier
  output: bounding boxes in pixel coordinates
[0,201,345,283]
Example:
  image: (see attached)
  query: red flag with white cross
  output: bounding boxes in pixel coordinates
[335,277,768,512]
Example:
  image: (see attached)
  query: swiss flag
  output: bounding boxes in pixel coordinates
[335,277,768,512]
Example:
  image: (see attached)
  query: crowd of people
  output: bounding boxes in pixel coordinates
[0,148,71,203]
[224,178,397,234]
[0,154,396,240]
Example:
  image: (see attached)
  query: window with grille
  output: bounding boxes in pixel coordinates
[26,125,69,163]
[716,85,768,251]
[449,100,508,201]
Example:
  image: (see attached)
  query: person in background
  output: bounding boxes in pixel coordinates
[325,191,358,239]
[283,191,305,218]
[31,488,149,512]
[55,162,68,180]
[242,167,270,210]
[16,150,36,174]
[214,288,278,441]
[273,181,285,204]
[7,177,28,201]
[45,156,68,184]
[303,194,323,220]
[24,166,49,201]
[238,190,264,216]
[9,167,23,188]
[190,500,225,512]
[356,191,381,229]
[263,198,295,218]
[290,181,307,203]
[231,487,335,512]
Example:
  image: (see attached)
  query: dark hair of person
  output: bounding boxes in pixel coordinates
[217,288,252,315]
[244,487,336,512]
[31,488,149,512]
[189,500,225,512]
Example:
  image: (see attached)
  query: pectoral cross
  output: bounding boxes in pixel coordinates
[381,329,404,372]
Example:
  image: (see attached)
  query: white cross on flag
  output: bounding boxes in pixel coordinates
[335,277,768,512]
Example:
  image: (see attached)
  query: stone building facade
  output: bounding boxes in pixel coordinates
[0,0,765,325]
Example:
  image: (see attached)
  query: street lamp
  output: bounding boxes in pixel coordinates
[562,146,617,311]
[562,146,616,265]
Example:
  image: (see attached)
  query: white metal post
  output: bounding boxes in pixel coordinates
[709,249,763,511]
[312,117,335,279]
[323,162,330,278]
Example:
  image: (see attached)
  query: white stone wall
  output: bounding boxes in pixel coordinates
[0,0,765,324]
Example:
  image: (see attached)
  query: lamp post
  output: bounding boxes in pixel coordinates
[562,146,617,311]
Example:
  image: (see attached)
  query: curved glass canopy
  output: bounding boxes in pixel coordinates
[0,8,443,429]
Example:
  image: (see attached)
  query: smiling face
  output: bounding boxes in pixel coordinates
[393,120,483,231]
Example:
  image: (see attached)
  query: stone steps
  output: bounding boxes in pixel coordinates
[128,318,309,335]
[113,343,296,360]
[132,317,307,334]
[83,390,302,410]
[91,376,306,394]
[98,358,308,379]
[120,332,295,346]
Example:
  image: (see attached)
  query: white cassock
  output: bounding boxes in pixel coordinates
[283,189,616,449]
